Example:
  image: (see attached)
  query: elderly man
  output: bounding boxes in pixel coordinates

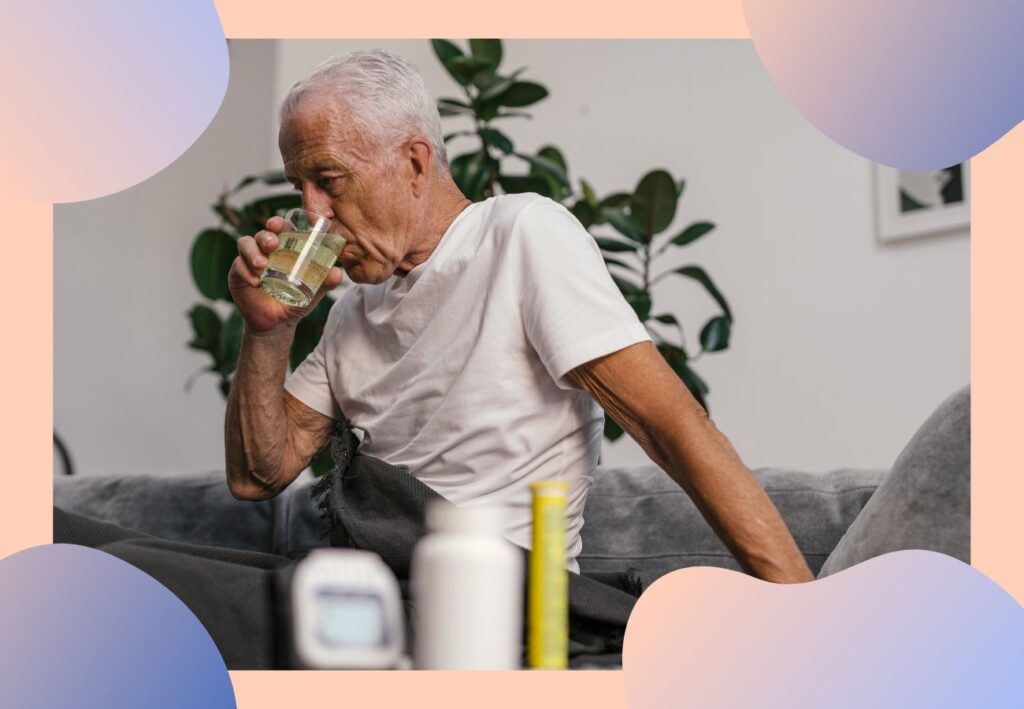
[225,49,812,584]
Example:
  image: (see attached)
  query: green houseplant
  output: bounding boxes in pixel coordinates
[186,39,733,448]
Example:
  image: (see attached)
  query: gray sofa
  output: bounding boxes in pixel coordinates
[51,462,888,584]
[53,386,969,585]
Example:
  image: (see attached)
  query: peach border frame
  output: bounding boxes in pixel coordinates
[9,2,1013,706]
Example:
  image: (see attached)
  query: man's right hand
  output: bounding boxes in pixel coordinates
[229,215,344,334]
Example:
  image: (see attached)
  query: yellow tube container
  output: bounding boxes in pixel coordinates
[528,480,570,669]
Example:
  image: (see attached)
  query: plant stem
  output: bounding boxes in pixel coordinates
[643,243,651,291]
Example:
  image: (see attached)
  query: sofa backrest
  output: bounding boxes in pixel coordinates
[578,465,885,583]
[53,464,885,582]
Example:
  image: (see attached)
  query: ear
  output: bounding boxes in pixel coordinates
[405,137,433,196]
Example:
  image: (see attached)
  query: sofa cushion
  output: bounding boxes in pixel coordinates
[54,473,276,553]
[818,386,970,577]
[273,480,330,558]
[578,466,885,585]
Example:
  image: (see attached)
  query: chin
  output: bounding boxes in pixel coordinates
[344,264,392,285]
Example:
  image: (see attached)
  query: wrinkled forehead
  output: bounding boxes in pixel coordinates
[278,94,376,173]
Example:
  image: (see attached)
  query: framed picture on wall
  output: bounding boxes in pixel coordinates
[874,162,970,242]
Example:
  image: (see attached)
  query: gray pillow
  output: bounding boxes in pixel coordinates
[818,386,970,577]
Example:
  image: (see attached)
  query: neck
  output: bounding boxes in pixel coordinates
[395,179,472,276]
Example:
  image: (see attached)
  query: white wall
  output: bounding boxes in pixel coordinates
[54,41,278,476]
[55,39,968,477]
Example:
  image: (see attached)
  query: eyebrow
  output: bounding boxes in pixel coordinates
[285,161,350,183]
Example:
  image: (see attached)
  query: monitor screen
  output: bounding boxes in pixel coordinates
[315,591,386,648]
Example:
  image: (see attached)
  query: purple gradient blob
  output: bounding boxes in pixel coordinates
[0,0,228,203]
[0,544,236,708]
[624,550,1024,709]
[744,0,1024,169]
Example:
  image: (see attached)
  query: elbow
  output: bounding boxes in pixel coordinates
[226,468,283,502]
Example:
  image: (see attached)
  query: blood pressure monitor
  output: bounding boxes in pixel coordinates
[291,549,406,669]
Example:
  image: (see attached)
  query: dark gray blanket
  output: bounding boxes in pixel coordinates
[54,424,638,669]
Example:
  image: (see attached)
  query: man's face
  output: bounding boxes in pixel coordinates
[279,95,418,284]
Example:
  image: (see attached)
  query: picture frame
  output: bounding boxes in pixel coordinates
[874,162,970,242]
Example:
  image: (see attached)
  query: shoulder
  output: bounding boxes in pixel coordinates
[485,193,594,255]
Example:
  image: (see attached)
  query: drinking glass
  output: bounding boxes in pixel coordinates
[260,208,345,308]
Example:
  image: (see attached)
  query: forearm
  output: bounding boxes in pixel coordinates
[224,325,298,499]
[650,418,814,583]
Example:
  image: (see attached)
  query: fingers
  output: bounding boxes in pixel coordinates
[236,235,269,274]
[229,255,261,288]
[322,266,344,292]
[265,215,285,233]
[253,230,280,255]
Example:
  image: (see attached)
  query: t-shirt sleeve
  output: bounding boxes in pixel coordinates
[513,197,653,389]
[283,303,345,421]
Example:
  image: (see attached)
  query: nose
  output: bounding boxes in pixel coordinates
[301,184,335,220]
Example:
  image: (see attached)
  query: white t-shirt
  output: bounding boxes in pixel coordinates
[284,193,651,570]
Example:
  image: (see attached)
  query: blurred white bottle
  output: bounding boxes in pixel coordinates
[411,502,524,670]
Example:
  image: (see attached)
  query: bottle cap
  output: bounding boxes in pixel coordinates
[530,481,570,498]
[426,501,506,534]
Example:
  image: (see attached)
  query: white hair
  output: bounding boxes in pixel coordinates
[280,49,449,171]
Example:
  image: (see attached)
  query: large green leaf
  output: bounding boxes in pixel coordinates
[631,169,677,237]
[612,274,642,294]
[218,309,245,378]
[498,81,548,107]
[432,39,464,65]
[594,236,639,253]
[580,179,600,208]
[187,304,222,355]
[604,416,626,442]
[438,98,474,117]
[666,265,733,320]
[586,192,629,226]
[432,39,470,85]
[652,312,684,339]
[658,342,708,412]
[570,200,595,228]
[477,73,519,102]
[450,150,492,201]
[599,192,631,210]
[627,294,651,321]
[527,146,569,199]
[700,315,732,352]
[469,39,502,68]
[602,207,645,243]
[447,55,493,85]
[516,151,570,189]
[478,127,514,154]
[536,145,567,174]
[190,229,237,301]
[670,221,715,247]
[475,97,502,122]
[612,276,651,321]
[240,194,301,231]
[498,174,552,197]
[602,255,637,273]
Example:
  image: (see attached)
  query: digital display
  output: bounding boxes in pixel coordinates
[316,591,386,648]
